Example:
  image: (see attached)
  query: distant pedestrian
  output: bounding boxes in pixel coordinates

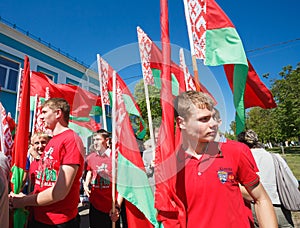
[238,129,297,228]
[84,129,120,228]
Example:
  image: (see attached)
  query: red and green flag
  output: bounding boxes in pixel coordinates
[137,26,215,102]
[106,66,159,228]
[30,72,101,135]
[11,55,31,228]
[154,1,187,227]
[224,59,277,109]
[183,0,248,134]
[98,56,146,139]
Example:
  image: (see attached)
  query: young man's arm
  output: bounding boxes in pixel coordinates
[11,164,79,207]
[83,170,92,197]
[247,182,277,228]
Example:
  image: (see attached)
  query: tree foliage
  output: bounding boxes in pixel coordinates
[134,80,162,139]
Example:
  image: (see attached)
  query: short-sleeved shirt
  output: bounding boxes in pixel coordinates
[86,149,113,213]
[33,129,84,225]
[176,141,259,228]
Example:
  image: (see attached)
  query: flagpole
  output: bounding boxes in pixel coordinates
[179,48,189,91]
[111,70,116,228]
[31,94,39,134]
[137,26,156,156]
[97,54,108,131]
[15,67,23,122]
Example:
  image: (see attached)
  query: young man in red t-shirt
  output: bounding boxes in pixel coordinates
[172,91,277,228]
[84,129,120,228]
[10,98,84,227]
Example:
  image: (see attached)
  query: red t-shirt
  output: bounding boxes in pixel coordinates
[28,159,39,192]
[33,129,84,225]
[176,141,259,228]
[86,150,114,213]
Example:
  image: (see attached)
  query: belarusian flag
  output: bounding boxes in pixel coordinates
[97,56,146,139]
[183,0,248,134]
[108,68,159,227]
[11,55,31,228]
[154,1,187,227]
[224,60,277,109]
[137,26,214,100]
[30,72,102,134]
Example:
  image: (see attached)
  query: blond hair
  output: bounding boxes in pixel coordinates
[43,98,70,123]
[174,91,215,118]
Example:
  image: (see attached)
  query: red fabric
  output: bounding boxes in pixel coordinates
[33,129,84,225]
[176,141,259,227]
[206,0,234,30]
[125,201,153,228]
[155,1,186,227]
[28,159,39,189]
[30,72,102,131]
[85,151,113,213]
[101,58,153,226]
[150,40,216,102]
[98,56,146,140]
[12,56,30,172]
[104,70,146,170]
[224,60,276,109]
[30,72,102,117]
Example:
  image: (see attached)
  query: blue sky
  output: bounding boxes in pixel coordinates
[1,0,299,132]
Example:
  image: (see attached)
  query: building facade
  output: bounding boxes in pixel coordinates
[0,19,104,149]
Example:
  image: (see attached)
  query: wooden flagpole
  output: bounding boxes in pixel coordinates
[31,94,39,134]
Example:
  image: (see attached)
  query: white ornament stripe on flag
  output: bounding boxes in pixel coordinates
[99,58,110,105]
[137,26,154,85]
[184,0,207,60]
[0,102,13,163]
[179,49,197,91]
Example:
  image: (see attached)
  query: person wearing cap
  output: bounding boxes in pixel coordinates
[238,129,297,228]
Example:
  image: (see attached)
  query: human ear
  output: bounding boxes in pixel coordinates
[176,116,186,129]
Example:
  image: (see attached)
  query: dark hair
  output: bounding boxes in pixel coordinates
[94,129,112,148]
[237,129,264,149]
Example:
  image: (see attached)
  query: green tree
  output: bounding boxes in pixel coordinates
[271,64,300,141]
[134,79,162,139]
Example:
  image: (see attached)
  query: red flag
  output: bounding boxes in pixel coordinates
[11,55,31,228]
[155,1,186,227]
[224,59,277,109]
[30,72,101,132]
[98,56,147,139]
[137,26,216,103]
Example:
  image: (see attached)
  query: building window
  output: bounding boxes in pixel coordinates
[66,77,82,87]
[0,56,20,92]
[37,66,57,83]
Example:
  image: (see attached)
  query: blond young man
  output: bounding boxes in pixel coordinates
[10,98,84,227]
[23,132,51,193]
[173,91,277,228]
